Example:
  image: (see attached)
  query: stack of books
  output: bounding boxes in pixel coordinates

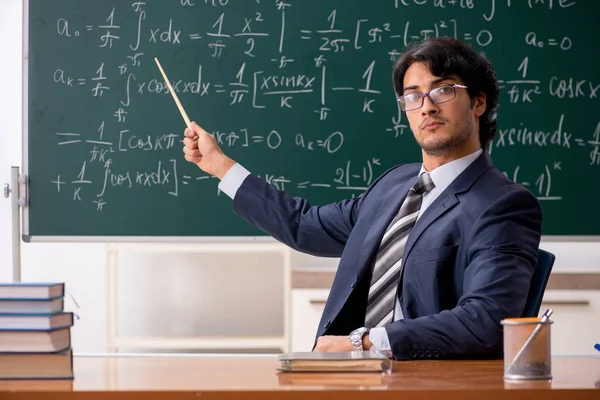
[0,283,74,380]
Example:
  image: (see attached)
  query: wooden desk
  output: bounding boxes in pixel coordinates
[1,355,599,399]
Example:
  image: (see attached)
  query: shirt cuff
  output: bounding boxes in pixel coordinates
[369,327,392,352]
[217,163,251,199]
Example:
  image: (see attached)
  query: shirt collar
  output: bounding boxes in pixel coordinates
[418,149,483,194]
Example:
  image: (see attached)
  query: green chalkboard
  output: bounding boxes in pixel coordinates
[25,0,600,239]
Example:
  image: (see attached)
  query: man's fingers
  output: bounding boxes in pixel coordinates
[183,137,198,149]
[314,337,327,352]
[183,146,201,158]
[184,151,202,163]
[185,155,202,163]
[184,127,196,138]
[191,121,204,134]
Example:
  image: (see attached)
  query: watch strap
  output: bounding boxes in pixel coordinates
[349,327,369,351]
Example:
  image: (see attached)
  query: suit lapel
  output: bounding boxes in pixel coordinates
[401,191,459,263]
[402,151,494,262]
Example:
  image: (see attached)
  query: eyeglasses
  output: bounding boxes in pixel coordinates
[398,84,468,111]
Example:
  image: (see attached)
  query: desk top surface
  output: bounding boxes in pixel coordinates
[1,355,599,399]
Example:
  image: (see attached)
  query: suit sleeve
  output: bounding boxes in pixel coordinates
[232,174,364,257]
[384,187,543,360]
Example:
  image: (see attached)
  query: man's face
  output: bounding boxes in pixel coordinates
[402,62,485,157]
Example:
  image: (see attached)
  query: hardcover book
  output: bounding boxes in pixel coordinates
[0,283,64,300]
[278,351,392,372]
[0,349,73,380]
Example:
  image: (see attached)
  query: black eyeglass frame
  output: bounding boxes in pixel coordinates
[397,84,468,111]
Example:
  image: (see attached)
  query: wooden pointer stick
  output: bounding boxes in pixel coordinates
[154,57,192,130]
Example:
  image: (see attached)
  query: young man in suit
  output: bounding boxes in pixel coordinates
[182,37,543,360]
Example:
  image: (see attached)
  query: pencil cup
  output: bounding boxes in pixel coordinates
[501,317,552,380]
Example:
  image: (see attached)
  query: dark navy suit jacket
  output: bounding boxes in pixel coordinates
[233,151,543,360]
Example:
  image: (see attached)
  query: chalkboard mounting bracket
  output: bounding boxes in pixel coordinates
[17,173,28,208]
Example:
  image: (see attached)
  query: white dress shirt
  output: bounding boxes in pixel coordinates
[218,149,483,352]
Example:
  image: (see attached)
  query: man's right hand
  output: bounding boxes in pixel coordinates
[183,121,236,180]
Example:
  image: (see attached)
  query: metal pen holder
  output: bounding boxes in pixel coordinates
[501,316,553,380]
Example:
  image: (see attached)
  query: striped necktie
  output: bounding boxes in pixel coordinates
[364,172,435,328]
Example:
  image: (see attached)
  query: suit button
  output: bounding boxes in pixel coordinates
[425,350,432,358]
[350,281,356,288]
[324,320,331,329]
[417,350,424,358]
[433,350,440,358]
[409,350,417,359]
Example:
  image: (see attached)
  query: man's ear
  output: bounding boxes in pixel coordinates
[474,93,487,117]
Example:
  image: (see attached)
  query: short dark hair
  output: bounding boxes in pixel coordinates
[393,37,499,148]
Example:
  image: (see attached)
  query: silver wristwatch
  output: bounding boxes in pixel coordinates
[348,327,370,351]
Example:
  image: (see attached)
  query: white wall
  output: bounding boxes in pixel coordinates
[0,0,598,354]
